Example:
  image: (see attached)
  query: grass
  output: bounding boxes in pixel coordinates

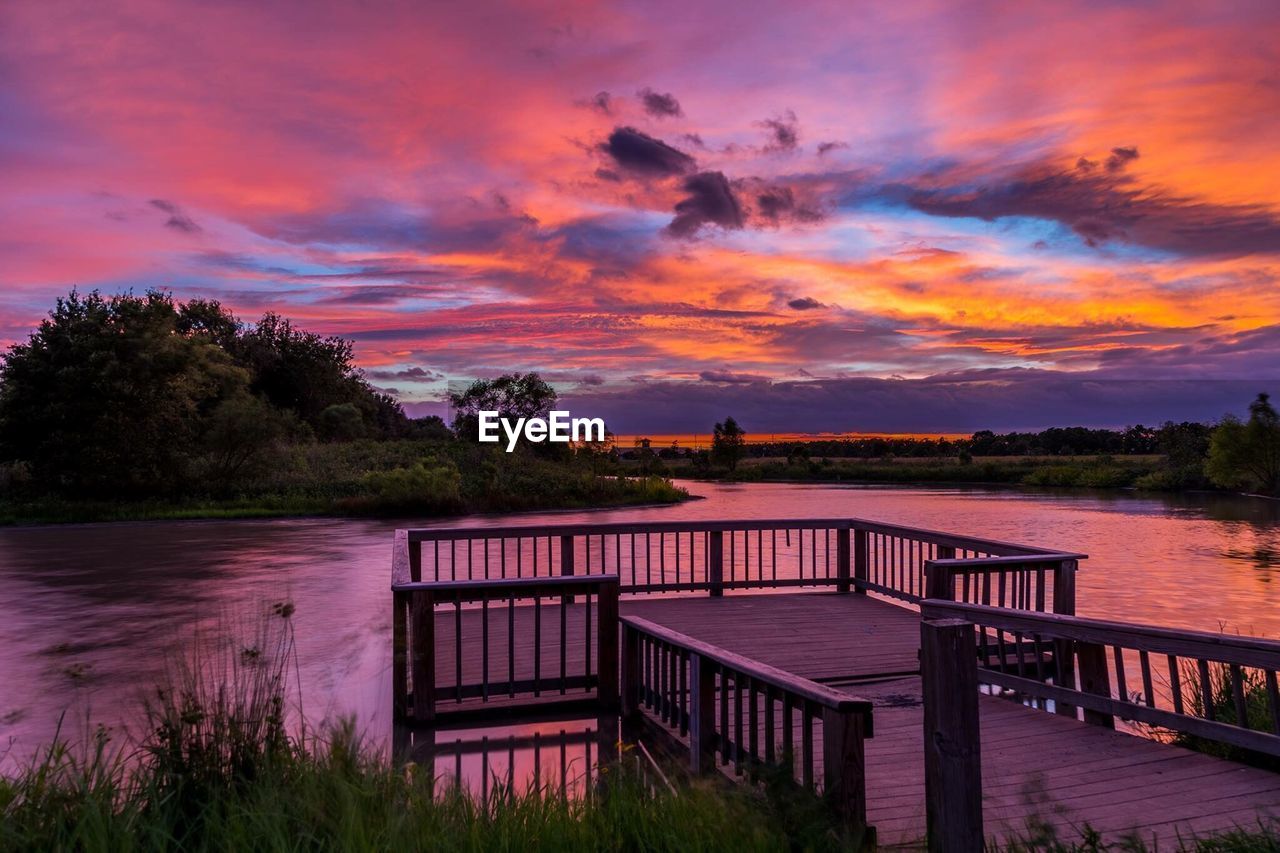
[0,439,691,525]
[1167,660,1280,771]
[0,608,852,852]
[998,817,1280,851]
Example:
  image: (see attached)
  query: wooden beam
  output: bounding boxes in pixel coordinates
[410,590,436,724]
[822,706,871,838]
[597,580,620,709]
[1076,640,1115,729]
[708,531,724,597]
[689,653,717,773]
[837,526,852,593]
[853,528,869,594]
[921,618,983,853]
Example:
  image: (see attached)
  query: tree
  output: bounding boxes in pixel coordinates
[1206,394,1280,496]
[449,373,558,440]
[711,417,746,471]
[0,291,249,495]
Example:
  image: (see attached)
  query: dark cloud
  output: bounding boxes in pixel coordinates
[149,198,201,233]
[577,91,613,114]
[699,370,771,384]
[600,126,696,177]
[666,171,745,238]
[365,365,443,381]
[817,141,848,156]
[638,87,683,118]
[905,153,1280,258]
[1106,146,1139,172]
[788,296,824,310]
[753,185,825,225]
[682,133,706,149]
[757,110,799,152]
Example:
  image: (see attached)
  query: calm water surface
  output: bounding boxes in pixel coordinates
[2,482,1278,768]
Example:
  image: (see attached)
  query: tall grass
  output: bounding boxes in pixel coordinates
[0,607,834,852]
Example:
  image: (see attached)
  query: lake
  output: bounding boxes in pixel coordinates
[2,481,1278,769]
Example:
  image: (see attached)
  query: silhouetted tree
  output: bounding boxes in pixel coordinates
[449,373,558,440]
[1207,394,1280,496]
[712,417,746,471]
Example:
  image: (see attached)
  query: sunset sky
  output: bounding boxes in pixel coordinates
[3,0,1278,431]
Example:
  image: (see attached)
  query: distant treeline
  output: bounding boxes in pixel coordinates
[631,423,1211,462]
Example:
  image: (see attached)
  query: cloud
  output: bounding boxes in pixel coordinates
[638,87,683,118]
[905,153,1280,257]
[149,199,201,234]
[752,184,825,225]
[580,91,613,114]
[817,141,848,156]
[757,110,799,152]
[365,365,444,381]
[788,296,824,310]
[666,171,745,238]
[699,369,771,384]
[599,126,695,177]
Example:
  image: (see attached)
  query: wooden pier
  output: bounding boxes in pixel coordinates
[391,519,1280,849]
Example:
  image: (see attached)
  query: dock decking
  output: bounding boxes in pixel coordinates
[392,519,1280,849]
[426,592,1280,847]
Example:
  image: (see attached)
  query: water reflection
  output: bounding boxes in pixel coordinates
[394,713,622,800]
[2,483,1279,765]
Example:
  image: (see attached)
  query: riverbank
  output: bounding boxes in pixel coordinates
[0,439,689,525]
[661,454,1211,492]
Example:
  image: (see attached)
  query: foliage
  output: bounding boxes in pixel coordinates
[1170,660,1280,771]
[0,290,414,499]
[1207,394,1280,496]
[712,416,747,471]
[339,459,464,514]
[449,373,558,440]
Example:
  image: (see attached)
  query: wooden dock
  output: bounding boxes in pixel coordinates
[391,519,1280,849]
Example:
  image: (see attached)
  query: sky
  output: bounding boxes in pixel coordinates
[2,0,1279,432]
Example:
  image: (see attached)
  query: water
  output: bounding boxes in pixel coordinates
[1,482,1278,770]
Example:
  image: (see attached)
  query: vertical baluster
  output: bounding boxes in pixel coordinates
[782,694,794,773]
[1168,654,1182,714]
[1263,670,1280,734]
[663,531,669,587]
[719,667,730,766]
[508,594,515,697]
[764,686,775,763]
[771,529,777,581]
[559,595,567,695]
[801,704,815,790]
[1113,646,1129,702]
[534,597,541,696]
[1230,664,1249,727]
[1139,651,1155,707]
[646,532,652,588]
[584,588,592,688]
[733,673,744,774]
[679,650,689,735]
[481,593,489,701]
[747,677,759,775]
[455,601,463,703]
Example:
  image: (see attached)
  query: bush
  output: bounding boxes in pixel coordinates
[340,459,464,514]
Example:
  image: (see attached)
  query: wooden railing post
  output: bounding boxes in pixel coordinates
[1076,640,1115,729]
[1052,559,1079,718]
[621,625,641,719]
[921,618,983,853]
[392,590,409,720]
[597,580,620,709]
[924,560,953,601]
[853,528,868,594]
[822,706,871,838]
[410,590,436,724]
[708,531,724,597]
[689,652,717,773]
[836,526,852,593]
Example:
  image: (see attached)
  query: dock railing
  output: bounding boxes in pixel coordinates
[918,600,1280,851]
[392,533,619,722]
[620,615,874,838]
[396,518,1082,608]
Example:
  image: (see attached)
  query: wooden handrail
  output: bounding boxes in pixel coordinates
[922,600,1280,668]
[393,574,621,596]
[929,553,1086,570]
[622,615,871,712]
